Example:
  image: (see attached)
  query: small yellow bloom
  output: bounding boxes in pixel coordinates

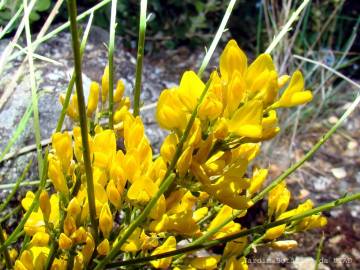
[93,129,116,170]
[198,92,222,121]
[190,255,221,270]
[120,227,142,252]
[224,256,248,270]
[150,236,176,269]
[156,89,188,130]
[29,232,49,247]
[99,203,113,238]
[213,118,229,140]
[97,239,110,256]
[64,216,77,236]
[59,233,73,250]
[268,182,291,218]
[39,191,51,221]
[127,176,158,205]
[273,70,313,108]
[207,205,242,239]
[87,81,100,117]
[248,167,268,196]
[160,133,178,163]
[176,146,193,176]
[177,71,204,111]
[264,224,287,240]
[101,65,109,103]
[51,132,73,172]
[81,233,95,263]
[48,154,68,194]
[106,179,122,209]
[193,207,208,222]
[9,249,18,262]
[67,197,81,218]
[223,236,248,257]
[71,227,87,244]
[220,39,247,81]
[140,231,159,251]
[227,100,263,138]
[114,79,125,103]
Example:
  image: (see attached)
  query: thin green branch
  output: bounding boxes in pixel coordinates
[0,205,21,224]
[24,0,43,176]
[105,192,360,267]
[0,160,32,212]
[95,79,213,270]
[66,0,99,243]
[133,0,147,117]
[315,233,325,270]
[197,0,237,78]
[56,12,94,132]
[0,4,24,39]
[108,0,118,127]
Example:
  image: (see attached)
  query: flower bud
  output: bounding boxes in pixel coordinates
[97,239,110,256]
[271,240,298,251]
[30,232,50,247]
[87,81,100,117]
[67,197,81,218]
[106,179,121,209]
[176,146,193,176]
[59,233,73,250]
[39,191,51,221]
[71,227,87,244]
[99,203,113,238]
[64,216,77,236]
[114,79,125,103]
[82,233,95,263]
[160,133,178,162]
[101,65,109,103]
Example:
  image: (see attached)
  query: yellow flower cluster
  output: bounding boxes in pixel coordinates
[12,40,326,270]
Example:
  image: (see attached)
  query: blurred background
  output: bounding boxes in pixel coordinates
[0,0,359,269]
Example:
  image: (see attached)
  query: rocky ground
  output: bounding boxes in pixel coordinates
[0,25,359,269]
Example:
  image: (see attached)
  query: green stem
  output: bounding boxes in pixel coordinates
[108,0,117,128]
[315,233,325,270]
[242,234,265,257]
[197,0,237,78]
[95,79,212,270]
[133,0,147,117]
[105,192,360,268]
[24,0,43,176]
[56,12,94,132]
[0,224,12,269]
[0,160,32,212]
[66,0,99,243]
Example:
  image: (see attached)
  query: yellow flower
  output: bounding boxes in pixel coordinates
[21,191,35,211]
[177,71,204,111]
[261,110,280,140]
[99,203,113,238]
[59,233,73,250]
[224,256,248,270]
[39,191,51,221]
[51,132,73,172]
[101,65,109,103]
[120,227,142,253]
[248,167,268,196]
[264,224,287,240]
[93,129,116,170]
[223,72,246,118]
[190,255,221,270]
[198,92,222,121]
[97,239,110,256]
[127,176,158,205]
[106,179,122,209]
[48,154,68,194]
[64,215,77,236]
[176,146,193,176]
[140,231,159,251]
[67,197,81,218]
[207,205,242,239]
[156,89,188,130]
[160,133,178,163]
[81,233,95,263]
[150,236,176,269]
[220,39,247,82]
[59,93,79,120]
[193,207,208,222]
[223,236,248,258]
[167,211,199,236]
[71,227,87,244]
[149,194,166,220]
[87,81,100,117]
[114,79,125,103]
[227,100,263,138]
[29,232,50,247]
[268,182,291,219]
[273,70,313,108]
